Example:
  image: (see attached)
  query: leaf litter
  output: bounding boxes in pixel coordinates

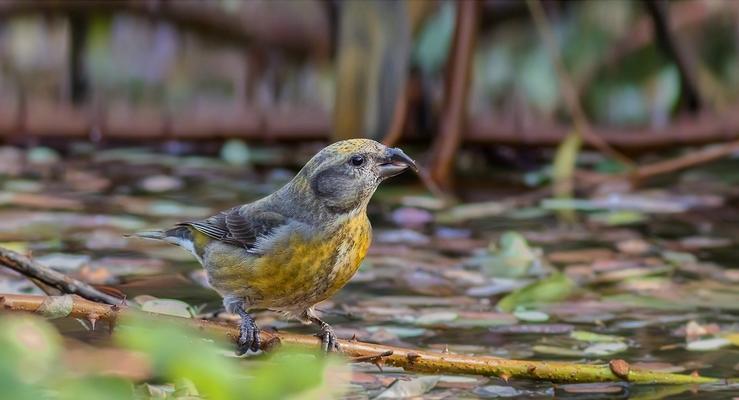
[0,145,737,398]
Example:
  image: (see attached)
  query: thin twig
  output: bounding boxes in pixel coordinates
[579,139,739,186]
[629,140,739,181]
[351,350,394,363]
[0,246,125,306]
[0,293,720,385]
[645,0,702,112]
[526,0,634,167]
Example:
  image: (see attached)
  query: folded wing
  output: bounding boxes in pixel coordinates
[181,206,287,253]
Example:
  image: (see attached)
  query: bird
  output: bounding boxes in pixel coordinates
[132,139,417,354]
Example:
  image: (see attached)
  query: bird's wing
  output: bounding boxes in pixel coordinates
[180,206,288,251]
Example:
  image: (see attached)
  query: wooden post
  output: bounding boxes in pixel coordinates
[69,13,89,105]
[429,0,479,189]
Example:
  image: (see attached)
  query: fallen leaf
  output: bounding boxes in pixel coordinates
[473,384,554,398]
[496,273,576,312]
[583,342,628,356]
[480,232,540,278]
[686,337,731,351]
[374,376,439,399]
[532,345,583,357]
[414,311,458,325]
[140,299,194,318]
[513,309,550,322]
[570,330,624,343]
[558,383,626,394]
[366,326,427,338]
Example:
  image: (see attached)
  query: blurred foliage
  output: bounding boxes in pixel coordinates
[0,313,345,400]
[469,1,737,124]
[551,131,582,222]
[1,1,737,129]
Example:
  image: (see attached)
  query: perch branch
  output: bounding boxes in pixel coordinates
[0,293,719,385]
[0,246,124,306]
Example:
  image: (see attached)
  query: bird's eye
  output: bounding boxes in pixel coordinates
[349,155,365,167]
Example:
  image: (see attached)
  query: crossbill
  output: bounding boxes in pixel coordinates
[134,139,417,353]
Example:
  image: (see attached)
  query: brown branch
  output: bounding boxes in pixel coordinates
[2,99,739,151]
[428,0,480,188]
[0,293,720,385]
[526,0,634,167]
[466,108,739,151]
[0,246,124,306]
[645,0,703,112]
[629,139,739,181]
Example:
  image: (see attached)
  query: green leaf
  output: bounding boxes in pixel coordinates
[140,299,195,318]
[57,376,135,400]
[376,376,440,399]
[533,345,584,357]
[480,231,539,278]
[583,342,628,356]
[588,211,646,226]
[570,330,624,343]
[496,273,576,312]
[0,315,61,380]
[551,131,582,222]
[686,338,731,351]
[513,309,550,322]
[116,313,338,400]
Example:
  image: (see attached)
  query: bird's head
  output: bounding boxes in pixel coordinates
[295,139,417,214]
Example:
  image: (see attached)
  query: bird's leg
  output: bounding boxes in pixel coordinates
[305,310,339,353]
[234,303,260,355]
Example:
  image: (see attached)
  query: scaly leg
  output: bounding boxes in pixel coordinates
[234,303,260,355]
[304,309,339,353]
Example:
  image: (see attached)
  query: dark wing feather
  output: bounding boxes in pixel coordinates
[180,206,287,251]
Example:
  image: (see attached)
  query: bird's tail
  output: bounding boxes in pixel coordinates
[127,226,192,245]
[127,230,167,240]
[126,226,199,261]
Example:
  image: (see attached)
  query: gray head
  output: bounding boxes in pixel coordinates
[295,139,417,214]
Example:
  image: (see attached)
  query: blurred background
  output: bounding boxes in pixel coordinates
[1,0,737,187]
[0,1,738,399]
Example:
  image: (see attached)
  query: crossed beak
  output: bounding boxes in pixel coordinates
[379,147,418,179]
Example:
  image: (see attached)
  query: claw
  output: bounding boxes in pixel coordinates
[315,323,340,353]
[236,308,260,355]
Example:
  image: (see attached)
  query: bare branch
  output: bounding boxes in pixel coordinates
[0,246,125,306]
[0,293,720,385]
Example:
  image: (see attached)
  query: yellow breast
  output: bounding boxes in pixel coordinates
[202,212,371,310]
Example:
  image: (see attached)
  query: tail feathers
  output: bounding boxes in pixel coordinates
[128,226,192,244]
[128,226,201,263]
[128,230,166,240]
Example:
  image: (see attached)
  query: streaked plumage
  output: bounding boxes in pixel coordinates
[133,139,416,353]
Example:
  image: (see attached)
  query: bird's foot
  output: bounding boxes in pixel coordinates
[236,311,260,355]
[315,323,340,353]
